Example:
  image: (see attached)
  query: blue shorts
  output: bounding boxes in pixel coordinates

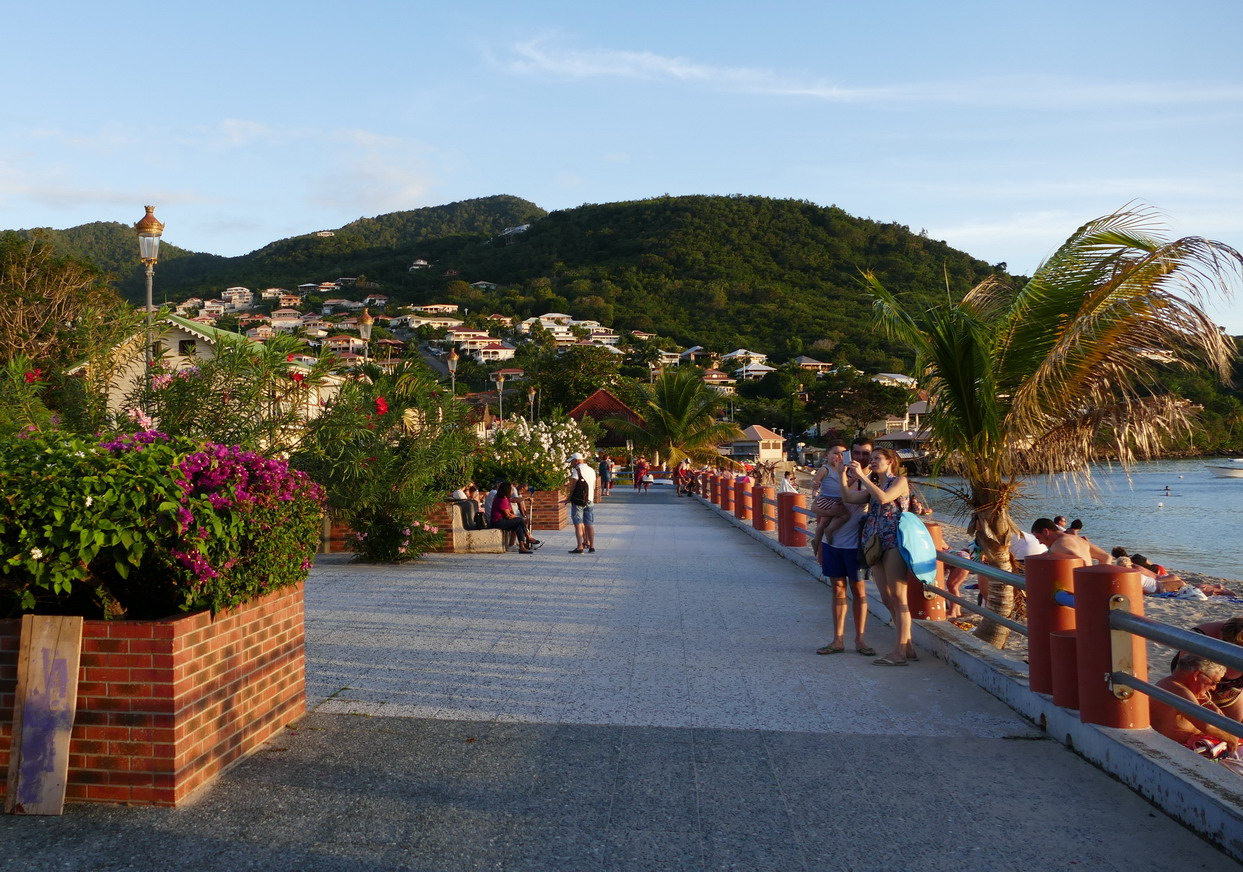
[821,545,860,582]
[571,504,595,526]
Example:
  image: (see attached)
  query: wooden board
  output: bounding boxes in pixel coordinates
[5,615,83,815]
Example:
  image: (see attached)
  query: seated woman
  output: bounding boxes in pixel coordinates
[1173,617,1243,721]
[488,481,539,553]
[1129,553,1188,593]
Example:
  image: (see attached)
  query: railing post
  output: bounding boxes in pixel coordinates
[721,477,734,513]
[734,480,751,521]
[1025,553,1083,695]
[909,521,947,621]
[752,485,775,531]
[1050,631,1080,709]
[1073,565,1150,729]
[777,492,806,547]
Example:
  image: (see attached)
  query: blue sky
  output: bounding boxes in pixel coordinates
[4,1,1243,330]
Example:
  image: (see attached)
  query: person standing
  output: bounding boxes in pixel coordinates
[566,452,597,553]
[634,457,648,492]
[815,471,874,657]
[598,454,614,497]
[844,448,914,666]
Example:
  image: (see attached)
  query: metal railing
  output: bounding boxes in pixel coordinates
[1108,606,1243,740]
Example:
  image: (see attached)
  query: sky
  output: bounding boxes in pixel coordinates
[4,0,1243,330]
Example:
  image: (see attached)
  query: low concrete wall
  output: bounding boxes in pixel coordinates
[689,492,1243,862]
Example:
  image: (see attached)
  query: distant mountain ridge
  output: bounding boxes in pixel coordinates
[8,193,1002,368]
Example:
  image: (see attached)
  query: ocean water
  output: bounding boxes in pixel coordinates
[916,458,1243,581]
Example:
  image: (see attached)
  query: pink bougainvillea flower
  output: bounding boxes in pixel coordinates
[374,396,389,415]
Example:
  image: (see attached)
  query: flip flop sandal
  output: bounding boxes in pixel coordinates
[855,646,877,657]
[872,657,908,667]
[816,644,845,655]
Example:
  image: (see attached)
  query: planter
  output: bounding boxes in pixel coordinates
[0,583,306,807]
[531,486,568,530]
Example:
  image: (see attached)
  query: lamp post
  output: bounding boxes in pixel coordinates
[358,307,374,368]
[135,206,164,384]
[446,347,458,395]
[496,372,506,424]
[528,384,536,423]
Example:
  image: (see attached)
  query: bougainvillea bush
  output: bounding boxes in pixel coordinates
[0,429,324,620]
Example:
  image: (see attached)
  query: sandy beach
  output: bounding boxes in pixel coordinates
[930,518,1243,669]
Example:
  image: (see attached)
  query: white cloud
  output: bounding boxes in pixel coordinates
[505,37,1243,109]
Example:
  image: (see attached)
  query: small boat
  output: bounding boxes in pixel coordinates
[1205,460,1243,478]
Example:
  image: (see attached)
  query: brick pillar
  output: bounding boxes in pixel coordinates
[424,502,455,553]
[531,487,568,530]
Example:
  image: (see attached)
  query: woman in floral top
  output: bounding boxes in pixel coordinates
[843,448,913,666]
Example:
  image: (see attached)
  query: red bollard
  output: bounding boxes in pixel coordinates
[734,480,751,521]
[720,478,734,513]
[752,485,775,532]
[1073,565,1150,729]
[908,521,947,621]
[777,492,807,547]
[710,475,722,506]
[1025,553,1082,695]
[1050,631,1080,709]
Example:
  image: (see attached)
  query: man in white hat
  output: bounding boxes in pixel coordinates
[565,452,597,553]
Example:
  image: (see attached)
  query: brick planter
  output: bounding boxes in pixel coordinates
[530,486,568,530]
[0,583,306,807]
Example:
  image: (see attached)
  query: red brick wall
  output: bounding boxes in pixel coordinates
[530,487,567,530]
[0,583,306,807]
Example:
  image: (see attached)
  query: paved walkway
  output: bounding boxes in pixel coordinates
[2,486,1236,870]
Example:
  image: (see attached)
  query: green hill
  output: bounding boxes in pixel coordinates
[11,194,1002,371]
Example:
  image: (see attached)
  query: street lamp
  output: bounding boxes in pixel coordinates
[528,384,536,423]
[358,307,374,367]
[446,347,458,395]
[496,372,506,424]
[135,206,164,382]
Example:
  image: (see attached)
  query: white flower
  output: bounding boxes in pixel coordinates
[84,496,93,507]
[29,548,43,561]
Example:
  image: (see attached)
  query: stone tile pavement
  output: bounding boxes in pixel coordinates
[1,486,1235,870]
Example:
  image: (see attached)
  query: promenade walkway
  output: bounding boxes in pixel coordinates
[3,487,1236,870]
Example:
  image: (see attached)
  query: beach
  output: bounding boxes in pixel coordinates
[931,518,1243,668]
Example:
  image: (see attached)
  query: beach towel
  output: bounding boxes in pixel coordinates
[897,511,938,584]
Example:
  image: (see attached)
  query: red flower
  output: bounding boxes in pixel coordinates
[24,369,42,384]
[291,372,305,383]
[286,353,296,362]
[374,396,389,415]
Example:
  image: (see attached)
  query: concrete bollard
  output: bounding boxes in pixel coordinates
[1050,631,1080,709]
[1025,553,1083,695]
[908,520,947,621]
[734,480,751,521]
[777,492,807,547]
[720,477,734,513]
[710,475,721,506]
[1073,565,1149,729]
[752,485,775,532]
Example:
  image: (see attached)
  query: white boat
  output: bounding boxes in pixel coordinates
[1206,460,1243,478]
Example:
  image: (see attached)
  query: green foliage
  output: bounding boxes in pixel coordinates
[0,430,323,620]
[525,344,631,411]
[804,371,910,437]
[608,369,744,466]
[291,363,476,563]
[0,356,54,437]
[126,329,337,454]
[473,417,593,492]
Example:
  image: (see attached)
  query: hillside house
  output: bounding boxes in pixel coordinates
[733,363,776,381]
[720,348,768,368]
[473,342,517,363]
[414,303,459,314]
[724,425,785,463]
[409,259,431,270]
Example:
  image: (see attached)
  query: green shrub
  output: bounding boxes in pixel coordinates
[0,430,324,620]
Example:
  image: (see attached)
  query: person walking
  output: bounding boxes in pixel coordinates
[633,457,648,492]
[565,453,597,553]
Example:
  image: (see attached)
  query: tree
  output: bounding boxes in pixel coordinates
[607,369,744,466]
[864,207,1241,646]
[0,233,129,369]
[527,345,626,411]
[805,371,909,437]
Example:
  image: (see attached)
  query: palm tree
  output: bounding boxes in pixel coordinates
[864,206,1242,647]
[608,368,744,466]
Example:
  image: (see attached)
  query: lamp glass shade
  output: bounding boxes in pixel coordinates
[446,349,458,372]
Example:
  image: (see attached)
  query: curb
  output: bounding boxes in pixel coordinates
[690,493,1243,862]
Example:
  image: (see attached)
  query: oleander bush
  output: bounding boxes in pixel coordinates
[0,429,324,620]
[473,416,593,492]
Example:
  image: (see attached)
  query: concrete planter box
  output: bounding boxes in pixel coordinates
[0,583,306,807]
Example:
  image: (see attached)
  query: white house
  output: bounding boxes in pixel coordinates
[720,348,768,368]
[473,342,517,363]
[723,425,785,463]
[414,303,459,314]
[872,373,918,389]
[733,363,776,381]
[409,259,431,271]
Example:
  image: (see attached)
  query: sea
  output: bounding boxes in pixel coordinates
[915,458,1243,581]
